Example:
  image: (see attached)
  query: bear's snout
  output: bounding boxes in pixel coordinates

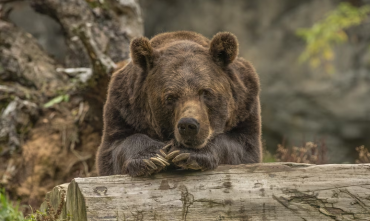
[177,118,200,137]
[173,98,211,149]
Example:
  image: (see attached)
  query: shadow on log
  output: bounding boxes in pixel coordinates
[41,163,370,220]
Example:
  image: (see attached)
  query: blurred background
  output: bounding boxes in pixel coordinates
[0,0,369,218]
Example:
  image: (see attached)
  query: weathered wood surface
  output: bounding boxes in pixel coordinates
[40,183,69,219]
[44,163,370,220]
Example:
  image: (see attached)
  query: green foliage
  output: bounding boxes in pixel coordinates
[23,210,49,221]
[85,0,111,10]
[43,94,70,108]
[296,3,370,73]
[262,149,277,163]
[0,189,26,221]
[0,189,56,221]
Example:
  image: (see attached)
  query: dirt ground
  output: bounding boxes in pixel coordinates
[0,99,100,214]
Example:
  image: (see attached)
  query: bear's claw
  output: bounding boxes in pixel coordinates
[166,150,180,160]
[150,157,168,167]
[172,153,202,170]
[156,154,170,166]
[186,160,202,170]
[162,143,172,151]
[172,153,190,163]
[159,149,167,157]
[140,150,171,175]
[143,159,157,170]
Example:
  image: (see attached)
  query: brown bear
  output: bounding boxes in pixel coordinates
[96,31,262,177]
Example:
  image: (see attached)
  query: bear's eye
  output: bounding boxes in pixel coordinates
[165,95,177,105]
[200,89,212,98]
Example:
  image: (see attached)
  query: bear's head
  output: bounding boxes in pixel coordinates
[129,32,253,149]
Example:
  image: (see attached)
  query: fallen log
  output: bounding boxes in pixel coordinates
[41,163,370,220]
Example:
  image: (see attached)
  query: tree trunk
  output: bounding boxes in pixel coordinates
[0,0,142,211]
[41,163,370,221]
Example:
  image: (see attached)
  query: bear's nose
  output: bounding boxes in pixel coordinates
[177,118,199,136]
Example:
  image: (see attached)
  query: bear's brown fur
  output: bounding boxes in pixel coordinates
[96,31,262,176]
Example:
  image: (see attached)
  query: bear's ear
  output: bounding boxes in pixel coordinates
[130,37,154,71]
[209,32,239,66]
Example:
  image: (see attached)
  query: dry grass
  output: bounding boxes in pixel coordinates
[270,138,369,164]
[356,145,370,163]
[32,191,65,221]
[274,140,328,164]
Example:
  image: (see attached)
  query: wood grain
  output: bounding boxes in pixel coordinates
[43,163,370,220]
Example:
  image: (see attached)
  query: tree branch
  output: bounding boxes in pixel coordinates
[74,23,117,78]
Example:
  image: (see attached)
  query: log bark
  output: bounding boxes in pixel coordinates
[42,163,370,221]
[39,183,69,220]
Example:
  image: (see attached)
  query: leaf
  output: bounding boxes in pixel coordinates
[309,58,320,68]
[63,94,70,102]
[43,95,68,108]
[335,30,348,42]
[323,48,334,61]
[296,2,370,74]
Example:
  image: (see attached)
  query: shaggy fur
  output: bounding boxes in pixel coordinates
[96,31,262,176]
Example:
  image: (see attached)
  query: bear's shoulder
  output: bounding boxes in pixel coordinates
[150,31,210,49]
